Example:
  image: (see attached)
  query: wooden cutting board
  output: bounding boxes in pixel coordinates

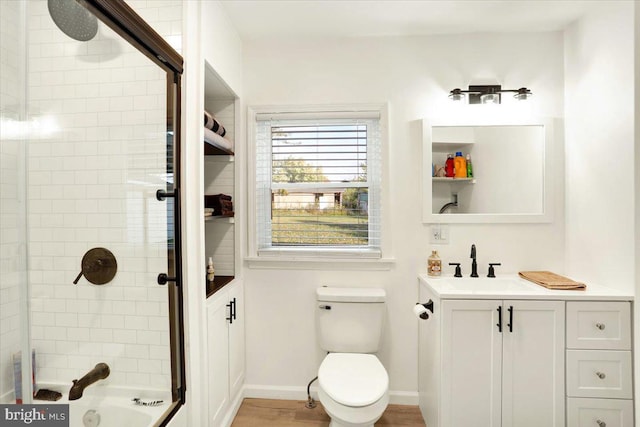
[518,271,586,290]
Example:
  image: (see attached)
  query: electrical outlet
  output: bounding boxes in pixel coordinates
[430,224,449,244]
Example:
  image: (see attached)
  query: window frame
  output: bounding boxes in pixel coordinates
[247,104,393,269]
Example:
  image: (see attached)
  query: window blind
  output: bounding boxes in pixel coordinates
[255,116,381,254]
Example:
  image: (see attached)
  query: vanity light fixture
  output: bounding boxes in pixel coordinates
[448,85,533,104]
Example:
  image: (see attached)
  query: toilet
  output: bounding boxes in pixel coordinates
[316,287,389,427]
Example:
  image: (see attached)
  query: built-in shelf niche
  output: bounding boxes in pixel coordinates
[204,60,238,297]
[204,60,236,155]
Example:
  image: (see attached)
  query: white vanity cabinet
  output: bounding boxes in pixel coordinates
[418,275,634,427]
[207,279,245,427]
[423,297,565,427]
[566,301,633,427]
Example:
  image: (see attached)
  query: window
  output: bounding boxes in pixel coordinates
[254,109,382,257]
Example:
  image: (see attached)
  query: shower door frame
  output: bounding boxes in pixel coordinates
[77,0,186,425]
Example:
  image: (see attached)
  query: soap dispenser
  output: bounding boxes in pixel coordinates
[206,257,215,283]
[427,250,442,277]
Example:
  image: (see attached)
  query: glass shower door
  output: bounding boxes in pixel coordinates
[1,0,184,424]
[0,0,30,407]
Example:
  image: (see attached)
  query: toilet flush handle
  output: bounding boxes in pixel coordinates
[319,305,332,310]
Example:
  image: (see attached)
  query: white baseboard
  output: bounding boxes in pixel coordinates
[221,387,246,427]
[242,384,419,406]
[387,390,419,405]
[243,384,309,401]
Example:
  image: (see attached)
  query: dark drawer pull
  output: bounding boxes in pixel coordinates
[226,301,233,324]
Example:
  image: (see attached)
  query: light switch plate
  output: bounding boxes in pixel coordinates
[430,224,449,244]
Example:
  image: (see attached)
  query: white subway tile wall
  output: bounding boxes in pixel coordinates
[26,0,181,390]
[0,0,26,402]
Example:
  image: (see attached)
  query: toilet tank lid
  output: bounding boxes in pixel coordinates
[316,287,385,302]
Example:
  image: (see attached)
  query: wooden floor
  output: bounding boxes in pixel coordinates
[231,398,426,427]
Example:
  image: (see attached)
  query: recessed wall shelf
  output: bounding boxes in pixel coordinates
[206,275,235,298]
[433,177,476,183]
[432,142,474,151]
[203,60,239,298]
[205,215,235,224]
[204,141,234,156]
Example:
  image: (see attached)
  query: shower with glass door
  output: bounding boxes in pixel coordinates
[0,0,185,425]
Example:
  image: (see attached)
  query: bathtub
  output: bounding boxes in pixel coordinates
[38,384,171,427]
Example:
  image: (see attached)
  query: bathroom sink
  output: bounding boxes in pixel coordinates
[432,277,540,294]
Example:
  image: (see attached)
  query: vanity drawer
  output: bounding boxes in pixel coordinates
[566,350,632,399]
[567,398,633,427]
[566,302,631,350]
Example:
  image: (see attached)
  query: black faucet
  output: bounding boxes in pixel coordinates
[69,363,110,400]
[470,244,478,277]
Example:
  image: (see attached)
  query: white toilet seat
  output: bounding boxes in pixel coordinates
[319,385,390,427]
[318,353,389,427]
[319,353,389,407]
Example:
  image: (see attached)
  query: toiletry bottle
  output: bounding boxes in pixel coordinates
[466,153,473,178]
[427,250,442,276]
[454,152,467,178]
[207,257,215,283]
[445,154,454,177]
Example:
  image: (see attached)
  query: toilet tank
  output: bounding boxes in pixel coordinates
[316,287,386,353]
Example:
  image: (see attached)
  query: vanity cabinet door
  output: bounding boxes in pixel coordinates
[228,281,245,400]
[501,300,565,427]
[440,300,564,427]
[441,300,502,427]
[207,292,231,427]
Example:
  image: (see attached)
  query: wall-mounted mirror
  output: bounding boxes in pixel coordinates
[422,118,554,223]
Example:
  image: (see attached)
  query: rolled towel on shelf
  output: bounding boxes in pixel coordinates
[204,127,234,154]
[204,110,227,137]
[204,194,233,216]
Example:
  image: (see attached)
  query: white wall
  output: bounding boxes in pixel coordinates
[564,3,635,292]
[201,1,243,97]
[26,0,181,391]
[180,1,244,425]
[242,32,566,397]
[0,0,26,402]
[635,1,639,419]
[564,1,637,413]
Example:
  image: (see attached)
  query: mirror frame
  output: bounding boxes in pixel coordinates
[422,117,555,223]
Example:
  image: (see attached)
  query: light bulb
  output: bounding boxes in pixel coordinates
[480,93,500,104]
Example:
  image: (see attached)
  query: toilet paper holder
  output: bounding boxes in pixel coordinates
[414,300,434,320]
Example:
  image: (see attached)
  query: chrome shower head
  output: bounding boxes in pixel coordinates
[48,0,98,42]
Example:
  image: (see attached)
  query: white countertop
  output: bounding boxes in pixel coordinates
[419,274,634,301]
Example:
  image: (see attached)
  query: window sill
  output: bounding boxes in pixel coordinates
[245,254,395,271]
